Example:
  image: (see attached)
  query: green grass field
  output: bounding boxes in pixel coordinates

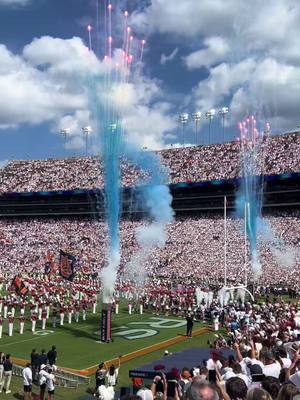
[0,302,208,370]
[0,301,214,399]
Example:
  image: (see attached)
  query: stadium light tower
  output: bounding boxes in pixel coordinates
[179,113,189,147]
[192,112,202,145]
[205,109,216,145]
[82,126,92,156]
[59,128,71,155]
[219,107,229,143]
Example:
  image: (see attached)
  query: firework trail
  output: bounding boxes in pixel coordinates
[236,116,266,279]
[84,2,173,301]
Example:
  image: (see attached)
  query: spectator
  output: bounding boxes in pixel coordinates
[207,352,222,371]
[151,374,166,400]
[248,365,264,389]
[261,352,281,379]
[47,346,57,366]
[46,366,56,400]
[198,366,209,381]
[222,363,250,387]
[225,377,248,400]
[179,368,192,393]
[106,358,121,387]
[185,379,219,400]
[95,362,107,394]
[2,354,12,394]
[22,362,32,400]
[0,352,5,389]
[38,364,48,400]
[30,349,39,382]
[0,133,298,192]
[39,349,48,368]
[261,377,280,399]
[246,388,272,400]
[137,388,155,400]
[277,384,300,400]
[132,377,143,395]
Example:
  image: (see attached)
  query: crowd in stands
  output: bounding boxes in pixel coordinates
[116,296,300,400]
[0,210,299,285]
[0,133,299,193]
[129,344,300,400]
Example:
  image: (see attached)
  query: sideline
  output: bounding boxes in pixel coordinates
[12,326,212,376]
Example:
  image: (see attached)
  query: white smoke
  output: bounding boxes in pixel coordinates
[101,247,120,304]
[258,218,298,270]
[251,251,262,281]
[136,222,168,248]
[272,246,297,269]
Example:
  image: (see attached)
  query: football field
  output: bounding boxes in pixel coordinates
[0,302,210,372]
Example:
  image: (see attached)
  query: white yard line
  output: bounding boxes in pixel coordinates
[1,336,49,347]
[0,324,92,347]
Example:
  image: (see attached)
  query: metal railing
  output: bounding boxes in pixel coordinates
[12,365,89,389]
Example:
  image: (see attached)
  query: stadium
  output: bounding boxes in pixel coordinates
[0,131,299,399]
[1,1,300,400]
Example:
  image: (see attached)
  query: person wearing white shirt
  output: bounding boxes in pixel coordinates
[278,348,292,369]
[262,352,281,378]
[206,352,222,370]
[38,364,49,400]
[106,363,120,387]
[22,363,32,400]
[46,367,56,400]
[222,363,250,387]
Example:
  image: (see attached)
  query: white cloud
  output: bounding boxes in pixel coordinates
[0,36,176,150]
[229,59,300,129]
[192,59,256,110]
[130,0,237,39]
[123,102,177,150]
[132,0,300,134]
[184,37,229,70]
[23,36,102,76]
[0,41,87,128]
[191,57,300,131]
[160,48,178,65]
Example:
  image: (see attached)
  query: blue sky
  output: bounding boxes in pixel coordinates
[0,0,100,160]
[0,0,300,161]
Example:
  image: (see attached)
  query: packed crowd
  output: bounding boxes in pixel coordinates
[127,345,300,400]
[87,295,300,400]
[113,297,300,400]
[0,133,299,193]
[0,210,299,285]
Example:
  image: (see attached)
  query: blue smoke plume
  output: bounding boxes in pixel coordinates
[236,172,262,279]
[123,143,174,283]
[235,118,265,279]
